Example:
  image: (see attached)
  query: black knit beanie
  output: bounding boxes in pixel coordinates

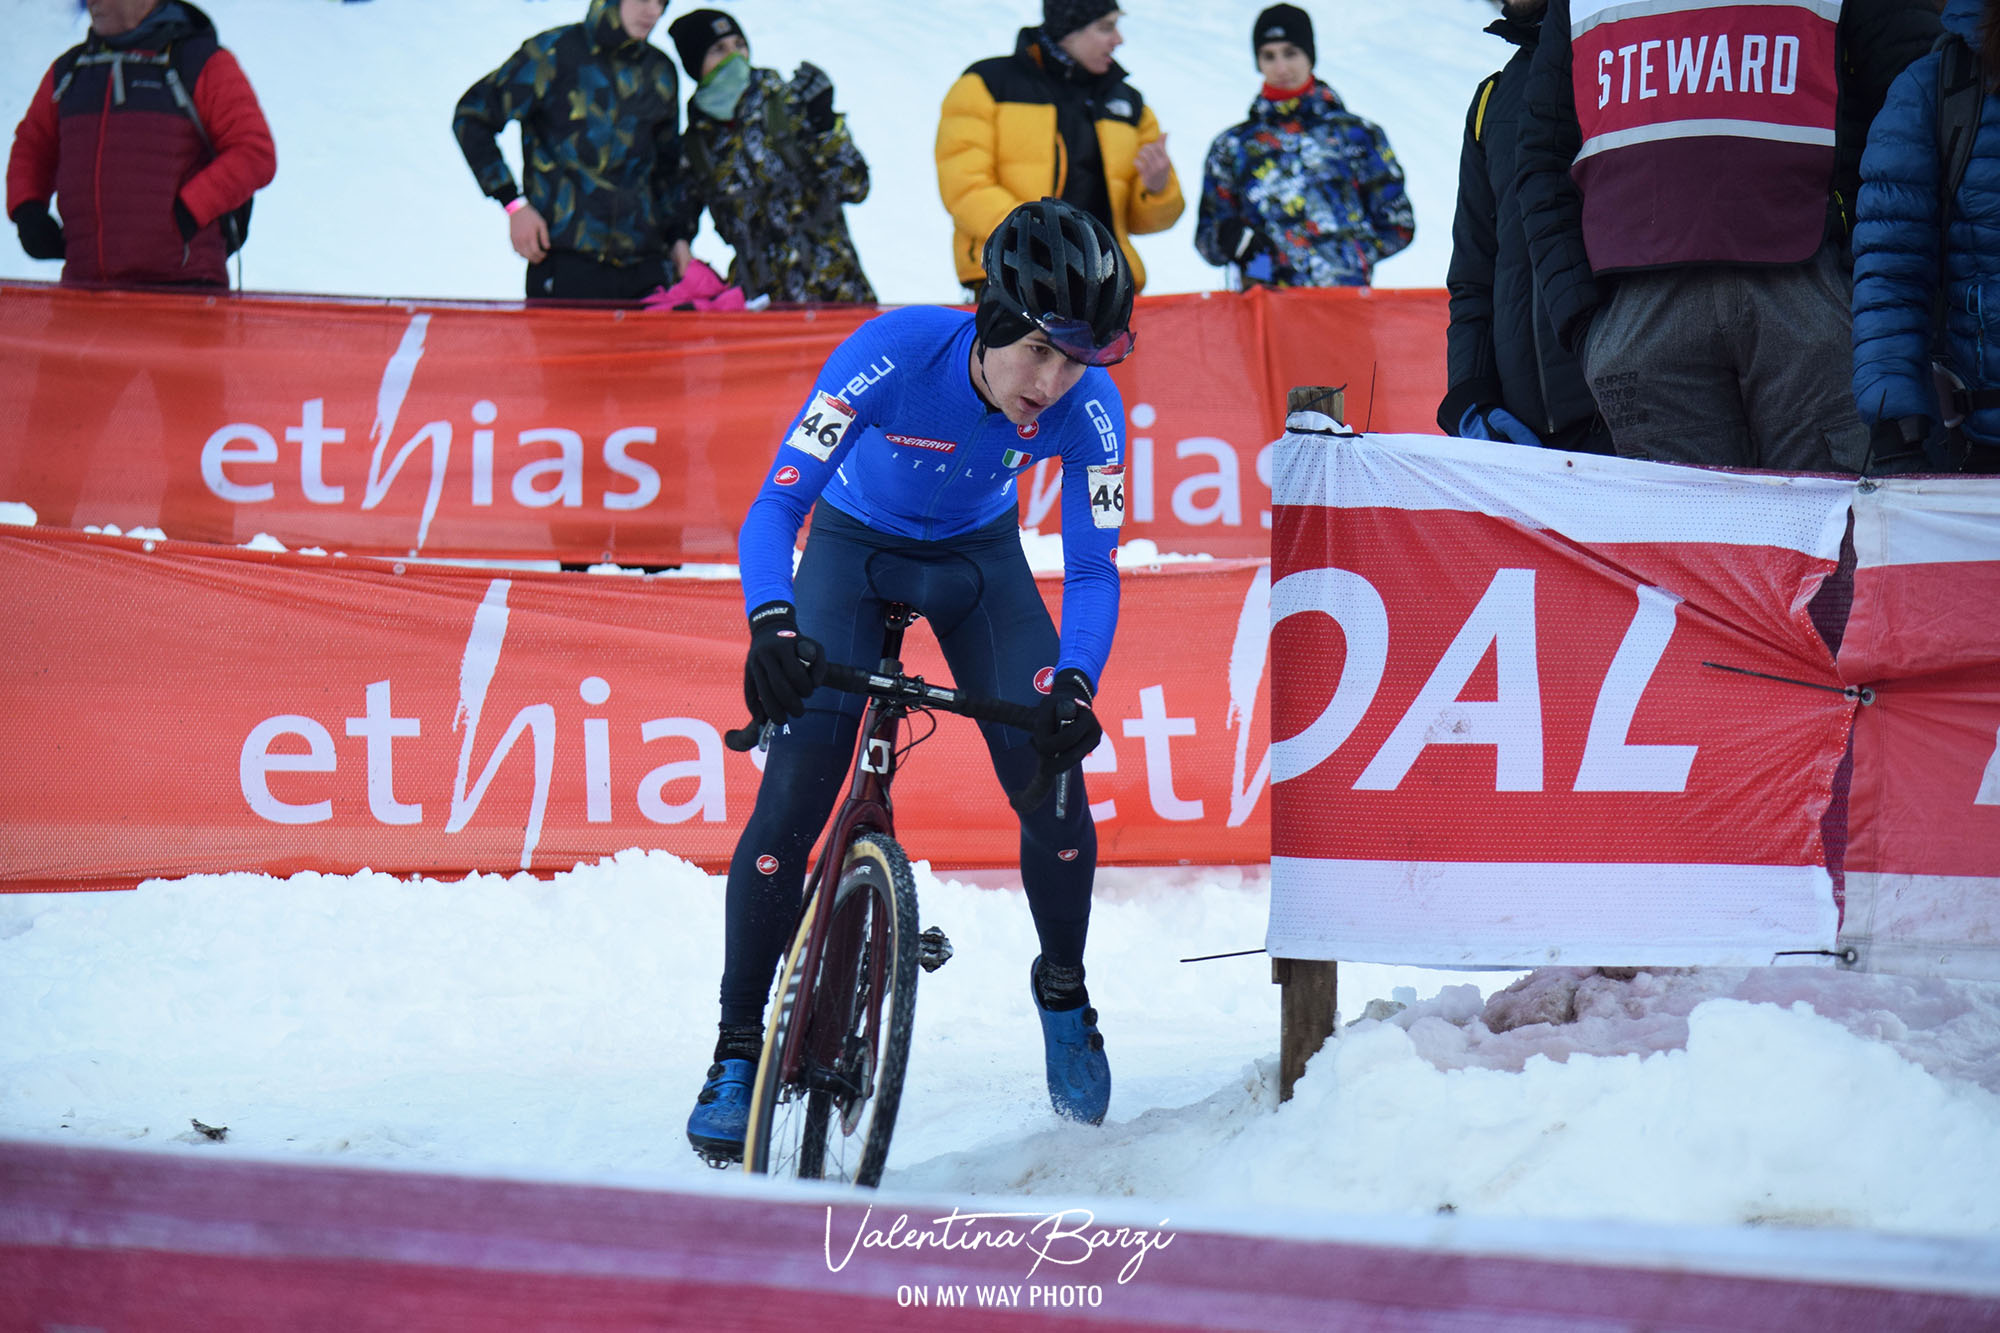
[1044,0,1118,43]
[1252,4,1315,66]
[667,9,746,78]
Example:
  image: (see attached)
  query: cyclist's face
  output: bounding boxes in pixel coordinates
[973,333,1088,426]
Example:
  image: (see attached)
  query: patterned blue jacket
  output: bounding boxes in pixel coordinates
[1852,0,2000,445]
[1196,81,1413,287]
[738,307,1126,683]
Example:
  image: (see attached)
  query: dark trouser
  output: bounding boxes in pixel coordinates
[525,250,670,301]
[716,505,1097,1027]
[1580,243,1872,472]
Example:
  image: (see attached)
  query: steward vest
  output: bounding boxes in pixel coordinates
[1570,0,1841,271]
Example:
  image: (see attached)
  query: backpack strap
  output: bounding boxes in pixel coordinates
[162,39,252,257]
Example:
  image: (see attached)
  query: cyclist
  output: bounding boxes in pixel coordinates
[686,198,1134,1164]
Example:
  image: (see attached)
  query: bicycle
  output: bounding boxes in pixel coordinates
[721,601,1067,1187]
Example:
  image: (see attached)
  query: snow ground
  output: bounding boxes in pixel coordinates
[4,853,1999,1291]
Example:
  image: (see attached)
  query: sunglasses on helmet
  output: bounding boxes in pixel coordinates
[1024,310,1137,366]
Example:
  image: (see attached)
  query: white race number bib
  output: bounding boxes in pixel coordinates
[1087,463,1126,529]
[786,390,857,461]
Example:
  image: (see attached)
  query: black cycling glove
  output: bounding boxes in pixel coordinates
[743,600,825,724]
[1030,668,1102,772]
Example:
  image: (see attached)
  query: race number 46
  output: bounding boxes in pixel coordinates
[786,391,856,461]
[1088,463,1126,529]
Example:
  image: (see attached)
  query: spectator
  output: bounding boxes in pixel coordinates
[7,0,276,288]
[1852,0,2000,473]
[665,9,874,304]
[454,0,692,300]
[937,1,1182,297]
[1195,5,1414,289]
[1516,0,1937,471]
[1437,0,1609,453]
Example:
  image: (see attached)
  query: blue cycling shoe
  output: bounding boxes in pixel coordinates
[1030,957,1110,1124]
[686,1058,755,1166]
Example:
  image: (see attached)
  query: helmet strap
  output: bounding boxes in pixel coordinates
[968,340,1001,414]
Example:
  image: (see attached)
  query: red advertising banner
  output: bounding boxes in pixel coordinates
[1837,480,2000,978]
[0,530,1269,893]
[1269,429,1858,968]
[0,281,1445,565]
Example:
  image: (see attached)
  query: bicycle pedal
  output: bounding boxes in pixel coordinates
[918,926,954,973]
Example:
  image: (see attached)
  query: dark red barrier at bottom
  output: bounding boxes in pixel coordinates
[5,1140,1997,1331]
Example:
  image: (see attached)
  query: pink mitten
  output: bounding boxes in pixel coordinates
[668,261,726,304]
[697,285,748,311]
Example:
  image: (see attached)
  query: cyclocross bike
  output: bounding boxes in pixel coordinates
[722,601,1067,1187]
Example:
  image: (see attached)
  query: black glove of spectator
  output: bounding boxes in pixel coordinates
[744,600,826,724]
[1215,218,1269,265]
[12,201,63,261]
[792,61,836,134]
[1030,668,1102,772]
[1863,416,1934,476]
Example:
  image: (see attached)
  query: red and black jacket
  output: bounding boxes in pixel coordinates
[6,0,276,287]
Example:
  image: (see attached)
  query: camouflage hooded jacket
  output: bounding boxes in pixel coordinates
[1196,81,1413,288]
[452,0,686,266]
[681,66,873,304]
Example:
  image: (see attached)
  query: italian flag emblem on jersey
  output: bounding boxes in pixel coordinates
[1001,448,1030,468]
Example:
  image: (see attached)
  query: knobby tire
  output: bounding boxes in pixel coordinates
[743,830,919,1187]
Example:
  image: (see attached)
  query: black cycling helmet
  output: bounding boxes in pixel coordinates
[975,199,1137,366]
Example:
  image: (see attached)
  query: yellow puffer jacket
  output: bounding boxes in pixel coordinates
[936,32,1183,292]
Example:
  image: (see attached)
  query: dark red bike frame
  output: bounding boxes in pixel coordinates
[722,601,1055,1111]
[769,605,917,1098]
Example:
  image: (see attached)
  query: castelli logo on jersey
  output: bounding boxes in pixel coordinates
[1058,848,1079,862]
[775,465,800,486]
[756,854,779,875]
[1033,666,1055,694]
[1016,419,1039,440]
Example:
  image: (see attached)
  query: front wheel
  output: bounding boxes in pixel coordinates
[744,830,919,1187]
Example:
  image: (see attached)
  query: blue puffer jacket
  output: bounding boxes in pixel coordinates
[1852,0,2000,444]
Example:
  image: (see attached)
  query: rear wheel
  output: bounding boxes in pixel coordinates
[743,831,919,1186]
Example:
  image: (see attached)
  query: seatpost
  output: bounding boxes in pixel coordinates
[877,602,917,671]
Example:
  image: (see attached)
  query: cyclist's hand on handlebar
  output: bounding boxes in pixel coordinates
[744,601,827,723]
[1030,667,1102,772]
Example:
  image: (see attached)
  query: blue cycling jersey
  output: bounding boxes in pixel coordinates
[738,306,1127,684]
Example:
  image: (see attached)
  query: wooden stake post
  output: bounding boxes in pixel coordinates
[1270,385,1347,1103]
